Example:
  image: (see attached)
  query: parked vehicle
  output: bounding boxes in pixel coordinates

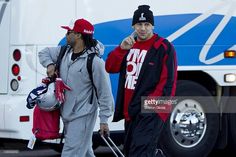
[0,0,236,156]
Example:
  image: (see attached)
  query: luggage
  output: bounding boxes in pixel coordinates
[99,132,166,157]
[155,148,166,157]
[99,131,125,157]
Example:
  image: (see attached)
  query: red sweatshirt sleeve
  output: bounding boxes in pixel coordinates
[105,46,128,73]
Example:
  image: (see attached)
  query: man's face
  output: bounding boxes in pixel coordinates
[66,30,78,46]
[133,22,154,41]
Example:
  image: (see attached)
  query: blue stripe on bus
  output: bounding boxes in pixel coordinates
[58,14,236,99]
[59,14,236,66]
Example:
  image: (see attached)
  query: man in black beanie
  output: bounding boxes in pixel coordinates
[106,5,177,157]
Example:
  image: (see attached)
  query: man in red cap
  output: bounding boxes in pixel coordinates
[39,18,113,157]
[106,5,177,157]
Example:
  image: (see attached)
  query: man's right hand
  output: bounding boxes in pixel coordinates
[120,33,136,50]
[47,64,56,78]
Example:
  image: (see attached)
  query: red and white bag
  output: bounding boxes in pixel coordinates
[32,106,60,140]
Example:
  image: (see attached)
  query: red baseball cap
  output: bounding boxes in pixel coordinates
[61,18,94,35]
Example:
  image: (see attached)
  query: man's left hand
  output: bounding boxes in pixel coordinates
[55,78,71,103]
[100,123,109,137]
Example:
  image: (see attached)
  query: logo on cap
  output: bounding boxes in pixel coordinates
[84,29,94,34]
[139,13,146,21]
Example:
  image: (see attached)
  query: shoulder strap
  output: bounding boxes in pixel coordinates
[87,53,99,104]
[55,45,69,76]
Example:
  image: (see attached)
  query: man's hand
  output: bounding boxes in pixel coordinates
[41,77,52,85]
[99,123,109,137]
[47,64,56,78]
[55,78,71,103]
[120,32,136,50]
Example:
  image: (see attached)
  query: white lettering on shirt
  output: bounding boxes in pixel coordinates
[125,49,147,90]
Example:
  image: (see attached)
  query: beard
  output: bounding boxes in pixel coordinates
[67,38,76,47]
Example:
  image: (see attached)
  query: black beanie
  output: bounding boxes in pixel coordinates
[132,5,154,26]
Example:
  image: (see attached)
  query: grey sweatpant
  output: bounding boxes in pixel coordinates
[61,111,97,157]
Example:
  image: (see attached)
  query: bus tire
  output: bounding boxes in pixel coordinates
[228,114,236,150]
[160,80,219,157]
[227,95,236,152]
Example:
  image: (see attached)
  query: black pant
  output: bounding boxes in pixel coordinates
[124,113,165,157]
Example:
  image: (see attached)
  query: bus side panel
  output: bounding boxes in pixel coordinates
[0,1,10,94]
[0,103,4,129]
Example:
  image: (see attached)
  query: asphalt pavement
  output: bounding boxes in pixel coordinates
[0,141,235,157]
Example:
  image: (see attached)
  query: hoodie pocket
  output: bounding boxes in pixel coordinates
[72,98,96,116]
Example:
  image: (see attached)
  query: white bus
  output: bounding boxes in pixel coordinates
[0,0,236,156]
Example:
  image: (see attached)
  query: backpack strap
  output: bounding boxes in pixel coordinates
[87,53,99,104]
[55,45,70,77]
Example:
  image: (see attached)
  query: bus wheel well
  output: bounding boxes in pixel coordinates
[178,71,217,96]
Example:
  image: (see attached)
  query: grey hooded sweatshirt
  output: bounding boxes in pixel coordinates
[38,42,113,123]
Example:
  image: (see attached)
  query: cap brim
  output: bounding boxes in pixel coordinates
[61,26,72,31]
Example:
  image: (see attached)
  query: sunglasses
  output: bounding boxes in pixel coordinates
[66,31,74,35]
[66,31,80,36]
